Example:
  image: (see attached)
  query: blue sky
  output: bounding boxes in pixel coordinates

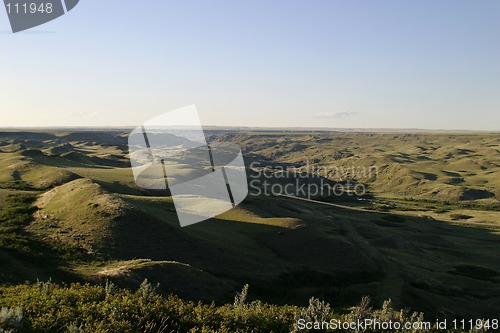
[1,0,499,130]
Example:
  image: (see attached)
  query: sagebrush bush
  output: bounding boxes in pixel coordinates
[291,297,331,333]
[137,279,159,299]
[0,282,478,332]
[233,284,249,309]
[104,280,118,299]
[0,307,24,332]
[66,325,85,333]
[0,283,297,333]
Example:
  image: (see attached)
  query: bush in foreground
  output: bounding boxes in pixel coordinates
[0,281,491,332]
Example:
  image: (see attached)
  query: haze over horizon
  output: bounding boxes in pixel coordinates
[1,0,499,130]
[0,125,499,133]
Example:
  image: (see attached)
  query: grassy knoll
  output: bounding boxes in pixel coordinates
[0,130,499,322]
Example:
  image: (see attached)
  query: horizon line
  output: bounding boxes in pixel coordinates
[0,126,499,133]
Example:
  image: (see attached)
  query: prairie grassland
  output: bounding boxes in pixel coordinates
[0,130,499,320]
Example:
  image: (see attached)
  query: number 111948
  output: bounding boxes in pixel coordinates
[5,2,54,14]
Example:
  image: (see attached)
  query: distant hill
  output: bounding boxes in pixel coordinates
[214,132,500,205]
[61,131,127,146]
[0,130,499,318]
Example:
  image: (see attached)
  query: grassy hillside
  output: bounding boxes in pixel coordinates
[215,132,500,200]
[216,132,500,224]
[0,130,499,322]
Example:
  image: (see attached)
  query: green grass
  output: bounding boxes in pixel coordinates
[0,193,85,283]
[229,132,500,202]
[0,193,38,252]
[0,131,499,320]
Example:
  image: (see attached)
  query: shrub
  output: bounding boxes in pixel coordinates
[291,297,331,332]
[0,283,474,332]
[350,295,373,322]
[66,325,85,333]
[233,284,249,309]
[137,279,159,299]
[104,280,118,298]
[0,307,24,332]
[34,279,53,296]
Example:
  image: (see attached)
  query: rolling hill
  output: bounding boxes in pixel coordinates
[0,130,499,320]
